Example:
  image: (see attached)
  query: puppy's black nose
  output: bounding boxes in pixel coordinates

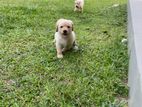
[63,30,67,33]
[76,6,79,8]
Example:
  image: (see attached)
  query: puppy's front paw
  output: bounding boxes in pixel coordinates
[57,54,63,59]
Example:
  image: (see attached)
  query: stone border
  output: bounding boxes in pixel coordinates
[128,0,142,107]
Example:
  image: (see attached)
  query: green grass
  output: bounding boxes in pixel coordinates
[0,0,128,106]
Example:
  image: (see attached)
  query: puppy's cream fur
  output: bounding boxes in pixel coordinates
[74,0,84,12]
[54,19,78,58]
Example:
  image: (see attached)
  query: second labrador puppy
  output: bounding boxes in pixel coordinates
[74,0,84,12]
[54,19,78,58]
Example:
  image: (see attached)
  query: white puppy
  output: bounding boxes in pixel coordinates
[74,0,84,12]
[54,19,78,58]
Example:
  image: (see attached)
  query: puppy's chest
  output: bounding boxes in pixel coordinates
[60,38,73,48]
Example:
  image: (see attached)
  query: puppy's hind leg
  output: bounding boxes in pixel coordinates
[72,41,79,51]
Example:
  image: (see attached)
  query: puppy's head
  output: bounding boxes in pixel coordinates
[56,19,73,37]
[75,0,81,8]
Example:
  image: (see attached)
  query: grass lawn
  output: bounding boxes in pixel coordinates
[0,0,128,106]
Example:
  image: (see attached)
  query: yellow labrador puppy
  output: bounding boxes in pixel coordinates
[74,0,84,12]
[54,19,78,58]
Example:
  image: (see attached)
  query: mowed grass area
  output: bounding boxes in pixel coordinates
[0,0,128,106]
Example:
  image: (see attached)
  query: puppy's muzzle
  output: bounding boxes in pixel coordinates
[76,5,79,8]
[63,30,68,35]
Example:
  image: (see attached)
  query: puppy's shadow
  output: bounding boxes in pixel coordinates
[62,47,83,62]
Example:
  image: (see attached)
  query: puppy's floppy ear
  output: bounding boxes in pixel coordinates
[56,22,59,32]
[56,26,58,32]
[56,19,64,32]
[68,20,74,31]
[56,19,61,32]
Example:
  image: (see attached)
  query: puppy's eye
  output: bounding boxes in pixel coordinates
[60,26,63,28]
[67,26,70,28]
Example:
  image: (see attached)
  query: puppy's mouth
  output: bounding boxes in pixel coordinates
[63,33,68,37]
